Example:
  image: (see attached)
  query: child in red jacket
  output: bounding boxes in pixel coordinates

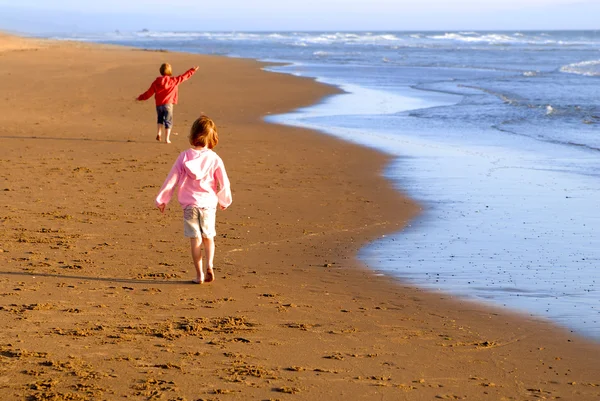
[137,63,199,144]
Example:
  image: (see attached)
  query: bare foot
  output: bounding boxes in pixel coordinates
[205,268,215,283]
[165,139,171,144]
[156,134,162,142]
[192,276,204,284]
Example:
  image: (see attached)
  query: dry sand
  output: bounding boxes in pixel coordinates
[0,33,599,401]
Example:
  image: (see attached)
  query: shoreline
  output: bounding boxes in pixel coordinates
[267,59,600,341]
[1,33,600,400]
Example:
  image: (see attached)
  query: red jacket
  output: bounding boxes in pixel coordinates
[137,68,197,106]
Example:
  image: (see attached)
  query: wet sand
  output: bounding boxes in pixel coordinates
[1,33,599,400]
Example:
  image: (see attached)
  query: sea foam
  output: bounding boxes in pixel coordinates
[560,60,600,76]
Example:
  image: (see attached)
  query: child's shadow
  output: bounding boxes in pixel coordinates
[0,271,189,285]
[0,135,137,143]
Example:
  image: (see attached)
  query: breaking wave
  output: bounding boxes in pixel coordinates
[560,60,600,76]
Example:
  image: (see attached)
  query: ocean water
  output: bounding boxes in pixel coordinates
[52,30,600,340]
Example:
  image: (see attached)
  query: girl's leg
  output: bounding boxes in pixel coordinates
[164,127,172,144]
[190,237,204,283]
[202,236,215,282]
[156,124,163,142]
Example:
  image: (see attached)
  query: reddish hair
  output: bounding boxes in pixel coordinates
[189,115,219,149]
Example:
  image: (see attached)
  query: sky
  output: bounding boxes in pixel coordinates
[0,0,598,33]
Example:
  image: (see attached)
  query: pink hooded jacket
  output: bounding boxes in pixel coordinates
[155,148,232,209]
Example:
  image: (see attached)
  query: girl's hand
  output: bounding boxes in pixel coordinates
[158,204,166,213]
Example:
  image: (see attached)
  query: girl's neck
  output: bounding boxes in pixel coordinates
[192,146,208,151]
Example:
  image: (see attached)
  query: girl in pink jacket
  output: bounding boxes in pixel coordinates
[156,116,232,284]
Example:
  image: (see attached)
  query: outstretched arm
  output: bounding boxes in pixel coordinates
[171,66,199,86]
[137,82,156,101]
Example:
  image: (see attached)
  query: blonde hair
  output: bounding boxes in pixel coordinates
[189,115,219,149]
[159,63,172,76]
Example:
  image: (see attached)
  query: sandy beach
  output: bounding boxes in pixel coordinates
[1,33,600,401]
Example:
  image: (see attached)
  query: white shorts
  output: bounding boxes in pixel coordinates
[183,206,216,239]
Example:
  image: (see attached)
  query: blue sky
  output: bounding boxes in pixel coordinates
[0,0,598,32]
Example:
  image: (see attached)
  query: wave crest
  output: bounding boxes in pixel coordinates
[560,60,600,77]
